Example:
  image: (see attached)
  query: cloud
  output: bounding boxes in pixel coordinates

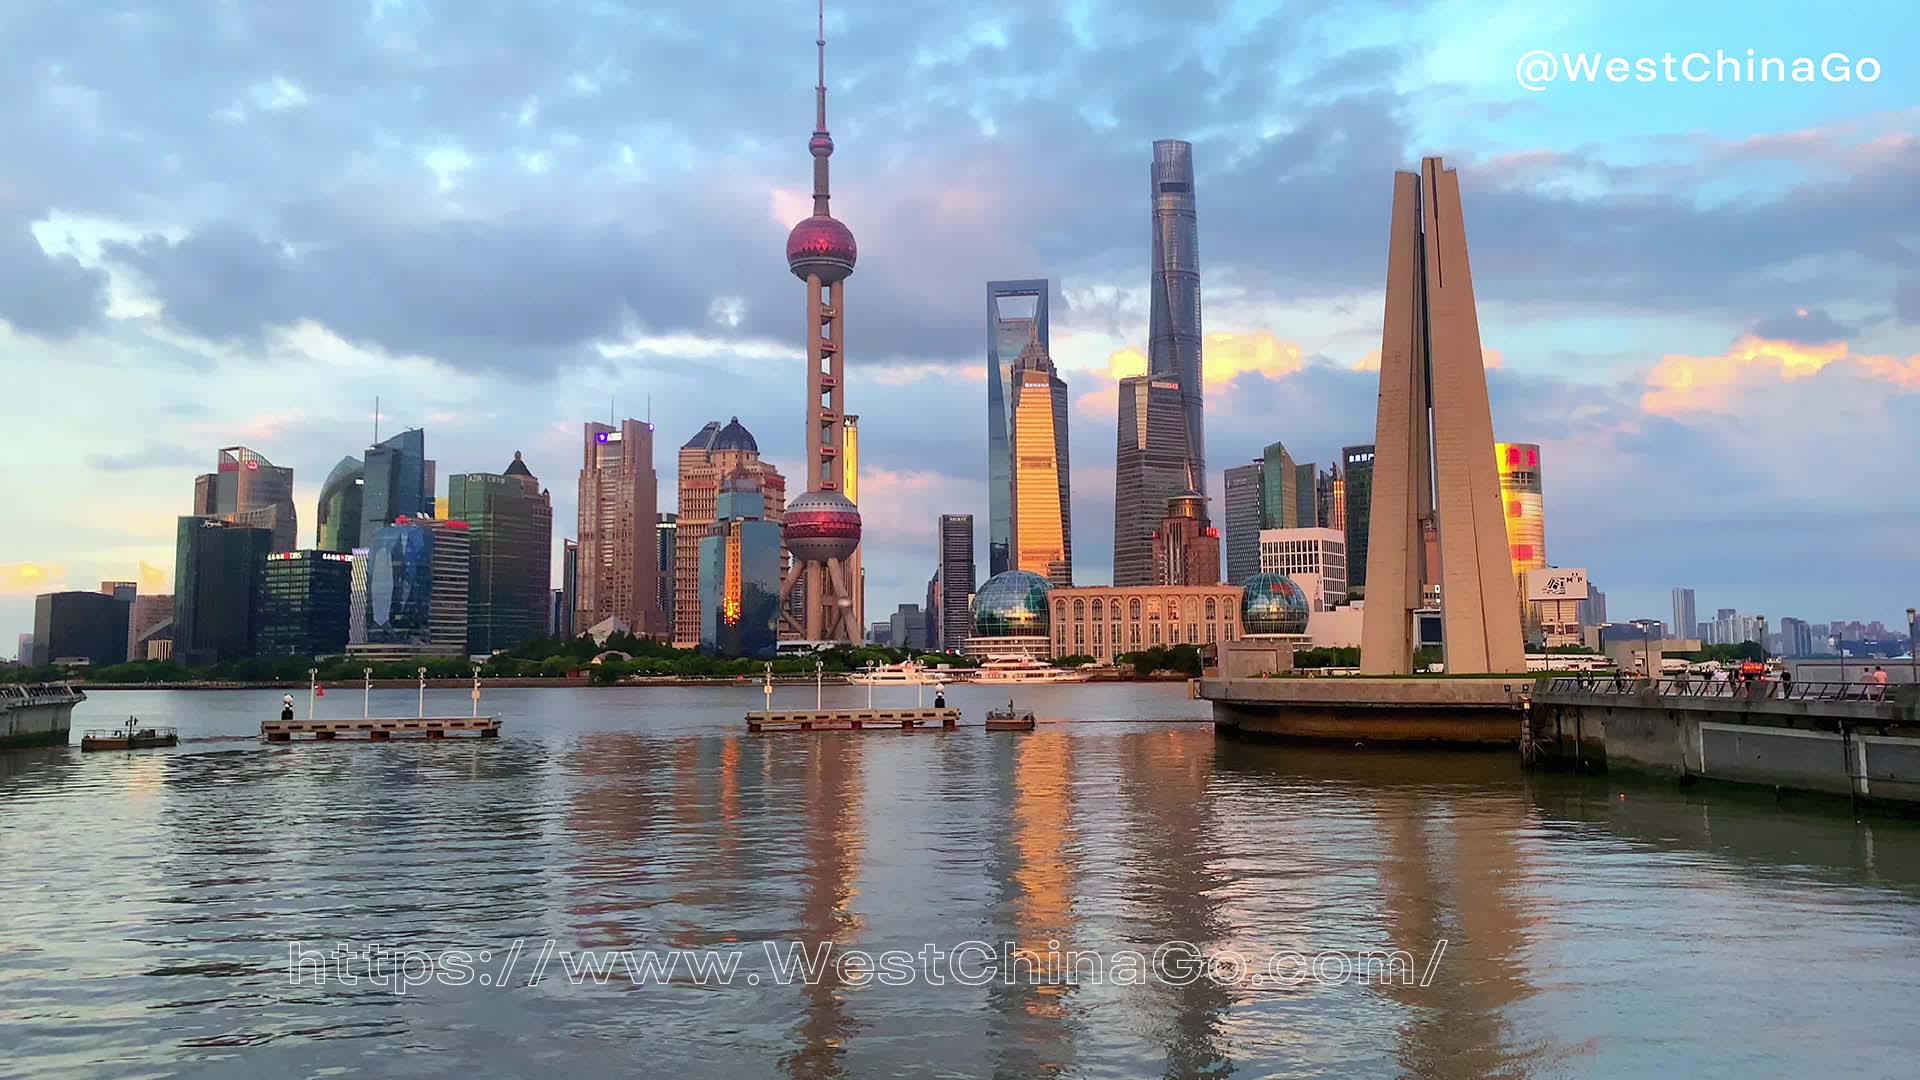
[1642,334,1920,415]
[0,563,66,596]
[0,213,109,337]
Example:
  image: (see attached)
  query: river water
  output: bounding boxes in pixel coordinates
[3,683,1918,1078]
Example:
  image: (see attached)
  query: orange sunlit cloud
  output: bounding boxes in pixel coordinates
[1642,334,1920,415]
[1,563,67,596]
[137,560,168,593]
[1080,332,1305,414]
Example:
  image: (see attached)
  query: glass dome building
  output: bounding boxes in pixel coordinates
[1241,573,1311,636]
[971,570,1054,641]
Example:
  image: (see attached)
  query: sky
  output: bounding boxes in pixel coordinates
[2,0,1918,649]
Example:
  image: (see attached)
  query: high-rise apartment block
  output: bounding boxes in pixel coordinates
[578,420,663,640]
[936,514,976,655]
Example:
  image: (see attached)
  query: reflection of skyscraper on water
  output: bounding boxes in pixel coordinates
[1119,732,1232,1075]
[782,739,866,1080]
[981,732,1083,1075]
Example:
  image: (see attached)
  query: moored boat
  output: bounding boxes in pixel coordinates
[81,718,179,751]
[985,701,1037,731]
[848,660,938,685]
[970,657,1091,684]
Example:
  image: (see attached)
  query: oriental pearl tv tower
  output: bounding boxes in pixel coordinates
[779,0,863,643]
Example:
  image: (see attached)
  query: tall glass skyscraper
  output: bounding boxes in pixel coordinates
[986,280,1049,578]
[936,513,975,653]
[1494,442,1545,577]
[1341,444,1375,591]
[1111,376,1190,586]
[450,452,554,655]
[348,517,469,658]
[1222,461,1264,585]
[172,516,273,666]
[1009,326,1072,584]
[360,429,432,541]
[1148,140,1204,485]
[260,550,354,656]
[315,456,364,553]
[1115,141,1206,584]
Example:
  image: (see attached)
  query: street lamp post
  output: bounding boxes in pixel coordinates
[363,667,373,719]
[815,659,824,710]
[864,662,874,709]
[417,666,428,718]
[307,667,319,720]
[471,665,482,718]
[1833,635,1848,692]
[1908,607,1917,689]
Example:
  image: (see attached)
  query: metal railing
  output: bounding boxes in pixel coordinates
[1543,676,1898,703]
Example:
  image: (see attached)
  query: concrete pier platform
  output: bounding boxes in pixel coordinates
[262,716,501,741]
[747,708,960,733]
[1531,678,1920,807]
[1198,676,1531,746]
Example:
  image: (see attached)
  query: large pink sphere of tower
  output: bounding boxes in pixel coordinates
[787,216,857,284]
[783,489,861,563]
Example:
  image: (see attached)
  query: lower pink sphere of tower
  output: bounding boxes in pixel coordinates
[783,490,861,563]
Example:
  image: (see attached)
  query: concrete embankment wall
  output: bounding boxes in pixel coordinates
[1200,677,1530,746]
[1532,691,1920,806]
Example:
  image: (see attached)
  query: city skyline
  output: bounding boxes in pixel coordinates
[3,2,1917,643]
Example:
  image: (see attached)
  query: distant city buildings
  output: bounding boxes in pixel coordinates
[172,516,273,666]
[192,446,297,553]
[697,468,782,659]
[1261,442,1318,530]
[885,604,930,651]
[1579,586,1608,628]
[986,280,1049,578]
[259,550,354,656]
[1257,527,1347,611]
[1009,325,1073,584]
[347,517,470,660]
[1670,588,1697,646]
[935,513,975,654]
[31,591,128,667]
[1778,616,1814,657]
[578,420,664,641]
[1151,490,1221,587]
[360,429,434,540]
[675,418,784,648]
[557,538,579,641]
[452,452,554,654]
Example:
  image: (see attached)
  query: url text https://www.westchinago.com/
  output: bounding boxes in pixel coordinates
[288,938,1450,995]
[1514,49,1881,92]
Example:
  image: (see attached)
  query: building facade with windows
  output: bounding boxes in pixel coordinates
[260,550,354,656]
[451,452,553,655]
[1112,376,1190,587]
[1222,461,1264,585]
[1257,527,1348,611]
[936,513,975,653]
[348,517,470,660]
[1046,584,1242,664]
[1341,445,1375,592]
[675,418,785,647]
[986,280,1049,578]
[697,469,783,659]
[172,516,273,666]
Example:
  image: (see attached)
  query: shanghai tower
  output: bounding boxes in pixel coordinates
[1113,140,1205,586]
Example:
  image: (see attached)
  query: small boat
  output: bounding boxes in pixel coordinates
[970,657,1092,684]
[985,701,1036,731]
[81,717,179,751]
[848,661,939,686]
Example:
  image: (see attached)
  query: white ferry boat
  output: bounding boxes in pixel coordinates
[968,658,1091,685]
[847,661,939,686]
